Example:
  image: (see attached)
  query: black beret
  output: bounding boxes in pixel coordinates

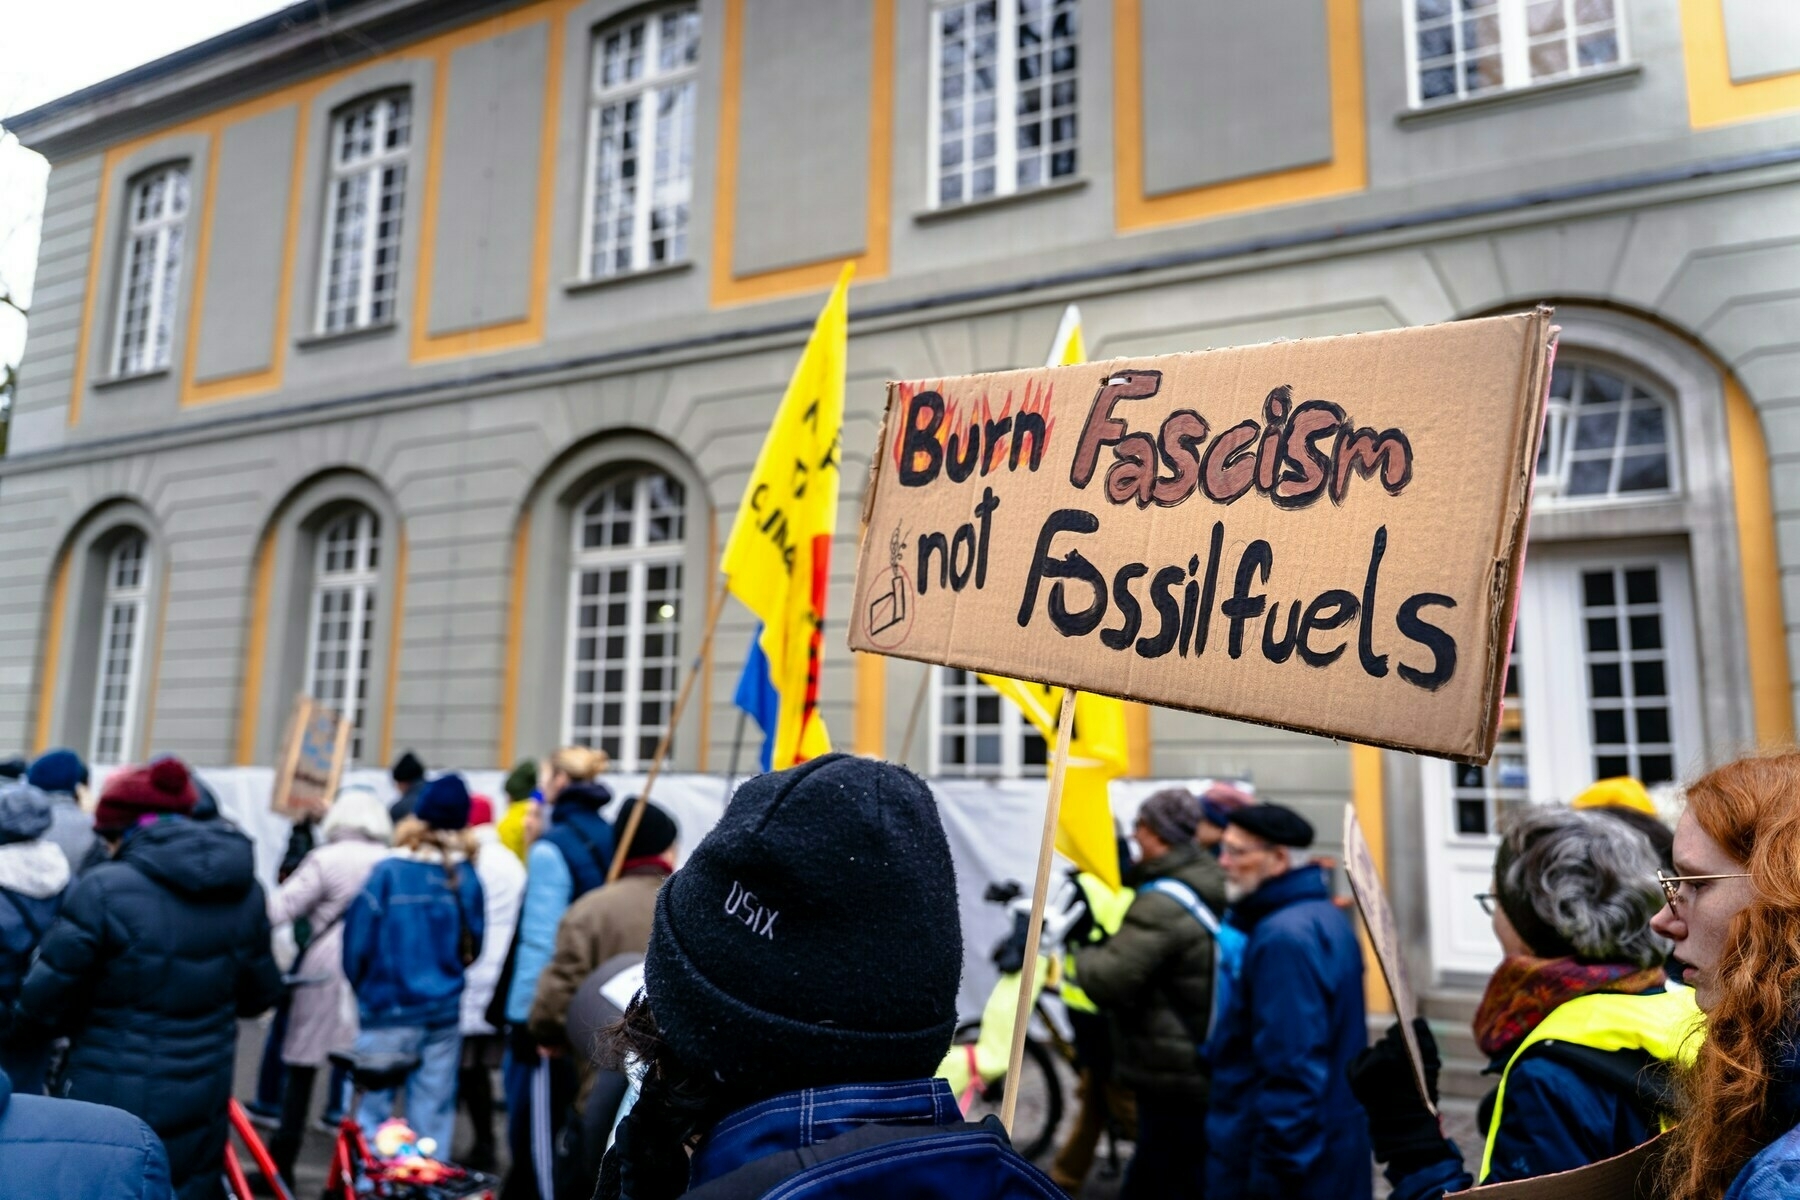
[1229,803,1315,849]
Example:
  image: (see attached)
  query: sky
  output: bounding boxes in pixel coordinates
[0,0,294,381]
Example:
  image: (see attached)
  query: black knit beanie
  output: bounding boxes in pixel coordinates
[643,753,961,1092]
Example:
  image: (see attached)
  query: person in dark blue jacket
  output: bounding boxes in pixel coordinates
[1205,804,1371,1200]
[1348,805,1695,1199]
[0,781,70,1094]
[0,1065,173,1199]
[597,754,1061,1200]
[343,773,485,1161]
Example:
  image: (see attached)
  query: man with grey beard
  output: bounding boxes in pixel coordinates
[1205,805,1371,1200]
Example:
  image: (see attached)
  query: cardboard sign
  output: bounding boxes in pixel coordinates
[848,311,1555,763]
[1343,803,1431,1114]
[271,695,351,817]
[1447,1132,1664,1198]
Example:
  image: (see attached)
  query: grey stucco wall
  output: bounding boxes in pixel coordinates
[731,0,871,275]
[1722,0,1800,84]
[1138,0,1333,195]
[9,153,100,451]
[427,21,548,335]
[194,106,298,382]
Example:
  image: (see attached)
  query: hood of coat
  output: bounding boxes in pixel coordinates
[119,816,257,900]
[554,780,613,817]
[0,782,53,846]
[0,840,71,900]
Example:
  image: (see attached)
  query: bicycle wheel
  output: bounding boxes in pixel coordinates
[950,1020,1065,1161]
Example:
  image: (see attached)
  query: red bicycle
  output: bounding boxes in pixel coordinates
[320,1050,498,1200]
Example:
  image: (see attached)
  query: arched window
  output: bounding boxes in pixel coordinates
[304,508,381,761]
[112,163,190,376]
[565,470,685,768]
[317,91,412,333]
[582,5,700,279]
[90,533,150,763]
[1535,361,1676,501]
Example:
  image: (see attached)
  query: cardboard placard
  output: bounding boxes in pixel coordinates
[848,311,1555,763]
[271,695,351,818]
[1343,803,1432,1114]
[1447,1132,1664,1198]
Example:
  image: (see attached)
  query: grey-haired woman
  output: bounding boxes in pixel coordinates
[1347,804,1702,1198]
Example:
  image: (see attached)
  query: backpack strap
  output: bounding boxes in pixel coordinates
[684,1116,1008,1199]
[552,817,611,895]
[1140,877,1223,935]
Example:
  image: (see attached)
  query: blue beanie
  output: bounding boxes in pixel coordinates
[414,774,471,831]
[27,749,88,796]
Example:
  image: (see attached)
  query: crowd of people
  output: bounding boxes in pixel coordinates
[0,744,1798,1198]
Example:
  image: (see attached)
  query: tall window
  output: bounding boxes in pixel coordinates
[1408,0,1625,106]
[1579,565,1677,785]
[111,164,189,376]
[1536,362,1675,501]
[583,6,700,280]
[934,668,1047,777]
[90,534,150,763]
[566,471,685,769]
[304,509,380,761]
[930,0,1078,209]
[317,93,411,333]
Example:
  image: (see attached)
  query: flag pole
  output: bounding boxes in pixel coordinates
[607,574,732,884]
[1000,688,1078,1134]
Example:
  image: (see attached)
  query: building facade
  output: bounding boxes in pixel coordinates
[6,0,1800,988]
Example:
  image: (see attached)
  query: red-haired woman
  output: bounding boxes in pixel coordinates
[1651,754,1800,1197]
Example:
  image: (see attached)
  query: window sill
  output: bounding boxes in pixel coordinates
[92,367,171,390]
[1397,63,1642,127]
[914,176,1088,224]
[296,321,398,350]
[563,260,694,294]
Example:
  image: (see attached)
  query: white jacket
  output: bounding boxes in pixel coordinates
[462,824,526,1036]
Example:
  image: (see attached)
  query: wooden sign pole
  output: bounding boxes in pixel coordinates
[999,688,1078,1135]
[606,575,731,884]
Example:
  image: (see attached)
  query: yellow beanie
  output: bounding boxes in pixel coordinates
[1571,776,1656,816]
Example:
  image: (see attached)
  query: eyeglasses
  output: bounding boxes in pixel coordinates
[1656,869,1753,909]
[1475,892,1499,917]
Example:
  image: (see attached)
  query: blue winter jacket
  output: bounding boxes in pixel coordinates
[1726,1041,1800,1199]
[686,1077,1064,1198]
[0,1066,173,1199]
[1205,864,1372,1200]
[0,782,69,1004]
[504,784,614,1023]
[343,850,484,1029]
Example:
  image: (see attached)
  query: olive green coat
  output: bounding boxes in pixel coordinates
[1071,842,1227,1100]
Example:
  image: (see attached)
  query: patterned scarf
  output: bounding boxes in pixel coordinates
[1473,954,1667,1059]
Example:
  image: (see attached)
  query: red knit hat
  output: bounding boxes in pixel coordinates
[95,758,198,833]
[468,795,495,828]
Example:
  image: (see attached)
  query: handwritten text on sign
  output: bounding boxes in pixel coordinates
[850,312,1554,763]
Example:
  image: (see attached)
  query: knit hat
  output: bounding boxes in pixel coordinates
[1571,777,1656,817]
[414,774,471,830]
[644,754,961,1092]
[503,760,538,803]
[619,800,678,860]
[1230,803,1315,849]
[392,751,426,786]
[0,781,53,845]
[0,757,27,781]
[95,758,198,833]
[1199,781,1255,830]
[468,795,495,828]
[27,748,88,796]
[1137,788,1202,844]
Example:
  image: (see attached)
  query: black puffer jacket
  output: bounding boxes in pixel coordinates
[10,817,282,1199]
[1072,842,1228,1100]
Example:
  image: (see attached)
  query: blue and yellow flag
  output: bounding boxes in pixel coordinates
[980,305,1128,888]
[723,264,852,770]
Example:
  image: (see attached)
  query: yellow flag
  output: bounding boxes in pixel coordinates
[720,263,852,769]
[977,304,1129,889]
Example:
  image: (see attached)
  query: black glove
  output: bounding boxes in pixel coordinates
[1347,1018,1454,1179]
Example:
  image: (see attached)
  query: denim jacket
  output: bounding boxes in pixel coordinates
[343,850,484,1029]
[687,1078,1063,1198]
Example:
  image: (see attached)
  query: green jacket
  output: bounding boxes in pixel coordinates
[1072,842,1227,1100]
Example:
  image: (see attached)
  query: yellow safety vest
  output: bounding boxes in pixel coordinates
[1478,986,1703,1182]
[1061,872,1135,1015]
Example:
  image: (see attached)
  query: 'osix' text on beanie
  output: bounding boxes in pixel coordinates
[644,753,962,1093]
